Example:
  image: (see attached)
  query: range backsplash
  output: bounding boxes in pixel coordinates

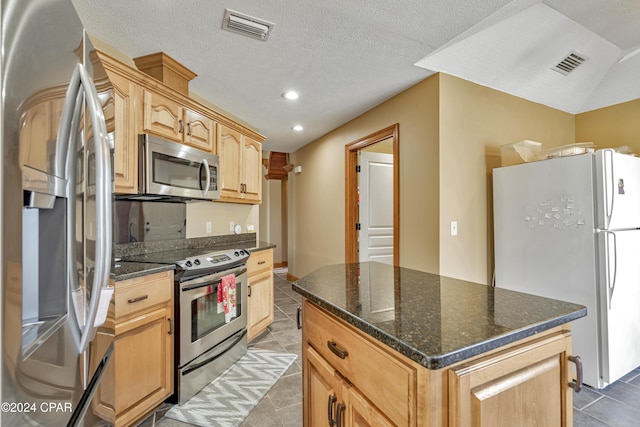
[114,233,257,259]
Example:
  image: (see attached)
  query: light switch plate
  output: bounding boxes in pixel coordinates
[450,221,458,236]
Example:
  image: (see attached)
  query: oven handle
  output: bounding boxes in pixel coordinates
[181,267,247,292]
[182,329,247,376]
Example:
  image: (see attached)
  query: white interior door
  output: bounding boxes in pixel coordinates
[359,151,393,264]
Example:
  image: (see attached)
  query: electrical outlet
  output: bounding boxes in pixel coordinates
[206,222,212,233]
[450,221,458,236]
[230,221,235,232]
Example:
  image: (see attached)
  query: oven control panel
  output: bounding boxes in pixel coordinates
[176,249,250,276]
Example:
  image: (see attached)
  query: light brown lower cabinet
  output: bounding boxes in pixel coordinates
[92,270,174,427]
[302,300,577,427]
[247,249,274,341]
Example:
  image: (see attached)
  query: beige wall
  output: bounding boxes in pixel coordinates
[438,74,575,284]
[288,72,578,283]
[288,75,440,278]
[575,99,640,153]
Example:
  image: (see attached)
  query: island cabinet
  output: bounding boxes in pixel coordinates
[93,270,174,427]
[247,248,274,340]
[448,330,573,427]
[218,124,262,204]
[294,263,586,427]
[302,300,576,427]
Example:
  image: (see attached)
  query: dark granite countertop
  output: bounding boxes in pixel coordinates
[113,234,275,281]
[292,262,586,370]
[112,261,175,282]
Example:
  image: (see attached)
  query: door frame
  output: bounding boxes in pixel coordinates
[345,123,399,265]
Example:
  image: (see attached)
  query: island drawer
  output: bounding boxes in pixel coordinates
[303,300,416,426]
[247,249,273,276]
[114,270,173,320]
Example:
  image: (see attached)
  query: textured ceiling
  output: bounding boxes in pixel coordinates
[71,0,640,152]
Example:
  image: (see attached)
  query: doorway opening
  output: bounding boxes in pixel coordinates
[345,124,399,265]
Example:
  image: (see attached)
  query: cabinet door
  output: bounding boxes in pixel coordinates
[448,331,573,427]
[19,102,51,171]
[247,269,274,341]
[242,136,262,203]
[344,383,394,427]
[108,74,138,194]
[183,108,215,153]
[304,346,343,427]
[142,89,183,142]
[218,124,243,199]
[110,305,173,426]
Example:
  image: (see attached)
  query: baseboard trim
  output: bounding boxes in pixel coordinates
[273,261,288,269]
[286,273,299,282]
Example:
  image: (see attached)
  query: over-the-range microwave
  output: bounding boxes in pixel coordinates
[134,133,220,201]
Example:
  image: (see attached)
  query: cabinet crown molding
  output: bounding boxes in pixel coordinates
[133,52,197,96]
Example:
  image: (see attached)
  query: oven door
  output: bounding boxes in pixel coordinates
[140,133,219,200]
[178,265,247,366]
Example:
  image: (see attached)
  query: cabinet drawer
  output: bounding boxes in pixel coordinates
[303,301,415,426]
[114,270,174,320]
[247,249,273,276]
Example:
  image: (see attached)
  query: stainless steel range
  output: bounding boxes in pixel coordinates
[173,248,250,404]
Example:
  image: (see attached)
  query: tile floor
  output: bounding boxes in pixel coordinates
[142,270,637,427]
[574,368,640,427]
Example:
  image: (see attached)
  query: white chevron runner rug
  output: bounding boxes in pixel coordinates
[165,349,297,427]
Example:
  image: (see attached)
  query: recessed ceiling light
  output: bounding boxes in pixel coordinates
[282,90,300,100]
[292,125,304,131]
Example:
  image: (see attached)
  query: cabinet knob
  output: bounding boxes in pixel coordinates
[178,119,184,133]
[568,355,583,393]
[335,403,345,427]
[128,295,149,304]
[327,340,349,359]
[327,394,337,426]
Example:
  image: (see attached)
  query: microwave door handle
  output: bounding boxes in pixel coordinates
[200,158,211,197]
[77,63,114,353]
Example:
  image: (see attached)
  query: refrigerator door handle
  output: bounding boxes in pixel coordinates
[77,63,113,353]
[602,148,616,226]
[603,230,618,309]
[59,63,113,353]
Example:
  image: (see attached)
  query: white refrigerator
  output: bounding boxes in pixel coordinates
[493,149,640,389]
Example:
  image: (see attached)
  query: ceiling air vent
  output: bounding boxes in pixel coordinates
[551,51,588,75]
[222,9,275,41]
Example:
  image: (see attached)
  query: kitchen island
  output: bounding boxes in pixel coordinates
[292,262,586,427]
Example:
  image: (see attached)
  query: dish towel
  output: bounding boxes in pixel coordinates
[217,274,237,323]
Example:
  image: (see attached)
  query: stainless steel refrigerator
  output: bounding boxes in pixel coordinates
[493,149,640,389]
[2,0,115,425]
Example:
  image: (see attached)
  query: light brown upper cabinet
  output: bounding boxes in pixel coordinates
[95,48,265,202]
[142,88,216,153]
[217,124,262,204]
[103,72,139,194]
